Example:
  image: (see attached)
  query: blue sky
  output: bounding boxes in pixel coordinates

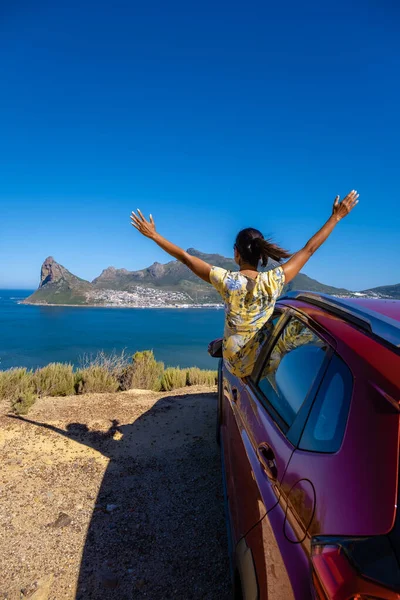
[1,0,399,290]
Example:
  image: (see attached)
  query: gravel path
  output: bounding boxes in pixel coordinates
[0,387,230,600]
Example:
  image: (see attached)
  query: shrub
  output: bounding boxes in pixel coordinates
[33,363,75,397]
[161,367,187,392]
[0,368,35,401]
[130,351,164,391]
[0,368,37,414]
[75,366,119,394]
[0,350,218,411]
[186,367,218,387]
[117,364,135,391]
[12,390,37,415]
[79,349,133,391]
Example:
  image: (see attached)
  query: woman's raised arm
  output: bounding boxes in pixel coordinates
[282,190,359,284]
[131,209,212,283]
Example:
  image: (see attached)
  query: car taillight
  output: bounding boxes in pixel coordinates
[311,537,400,600]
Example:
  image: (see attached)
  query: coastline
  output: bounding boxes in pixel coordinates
[20,301,224,309]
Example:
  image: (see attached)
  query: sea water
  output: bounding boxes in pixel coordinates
[0,290,224,371]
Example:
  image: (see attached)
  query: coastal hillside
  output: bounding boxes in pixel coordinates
[24,256,93,305]
[362,282,400,300]
[23,253,398,307]
[91,249,238,304]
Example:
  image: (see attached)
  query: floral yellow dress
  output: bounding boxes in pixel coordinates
[209,266,286,377]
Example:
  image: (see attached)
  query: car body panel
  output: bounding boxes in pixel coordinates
[245,494,313,600]
[221,365,295,544]
[216,297,400,599]
[282,375,399,537]
[221,371,267,545]
[237,383,296,503]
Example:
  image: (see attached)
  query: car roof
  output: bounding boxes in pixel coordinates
[344,297,400,322]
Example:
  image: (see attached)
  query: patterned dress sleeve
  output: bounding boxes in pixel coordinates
[260,266,286,300]
[209,266,228,297]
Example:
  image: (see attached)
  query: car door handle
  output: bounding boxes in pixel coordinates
[232,388,239,402]
[257,443,278,480]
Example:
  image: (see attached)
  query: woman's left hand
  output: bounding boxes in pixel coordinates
[131,209,157,239]
[130,209,212,283]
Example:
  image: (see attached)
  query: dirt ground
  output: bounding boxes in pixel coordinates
[0,387,230,600]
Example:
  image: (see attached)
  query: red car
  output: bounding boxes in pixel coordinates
[210,292,400,599]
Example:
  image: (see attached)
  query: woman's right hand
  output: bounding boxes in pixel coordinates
[332,190,359,222]
[282,189,360,284]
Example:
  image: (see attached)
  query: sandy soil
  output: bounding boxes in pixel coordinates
[0,387,230,600]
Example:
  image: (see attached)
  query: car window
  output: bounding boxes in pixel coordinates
[299,353,353,453]
[263,314,281,339]
[257,318,327,427]
[249,313,284,381]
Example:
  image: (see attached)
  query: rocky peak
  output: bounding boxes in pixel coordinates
[98,267,117,278]
[147,262,164,278]
[186,248,201,256]
[40,256,68,288]
[92,266,130,284]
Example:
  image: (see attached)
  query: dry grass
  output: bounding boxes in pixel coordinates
[78,348,130,372]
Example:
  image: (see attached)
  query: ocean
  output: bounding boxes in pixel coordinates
[0,290,224,371]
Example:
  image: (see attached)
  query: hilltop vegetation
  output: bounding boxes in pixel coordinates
[0,351,217,415]
[362,282,400,300]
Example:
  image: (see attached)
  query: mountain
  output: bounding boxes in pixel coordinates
[91,249,238,303]
[23,256,93,305]
[361,283,400,300]
[92,249,350,300]
[23,252,399,307]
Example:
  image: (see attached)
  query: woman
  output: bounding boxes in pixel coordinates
[131,190,359,377]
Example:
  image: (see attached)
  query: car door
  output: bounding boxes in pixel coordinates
[234,316,332,599]
[268,352,355,599]
[220,314,284,546]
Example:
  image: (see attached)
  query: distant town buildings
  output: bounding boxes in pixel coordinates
[86,286,223,308]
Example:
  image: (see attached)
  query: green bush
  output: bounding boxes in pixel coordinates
[75,366,119,394]
[0,368,37,414]
[0,349,218,413]
[117,364,135,391]
[33,363,75,397]
[161,367,187,392]
[0,368,35,400]
[130,351,164,391]
[186,367,218,387]
[12,390,38,415]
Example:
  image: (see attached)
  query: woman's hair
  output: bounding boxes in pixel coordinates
[234,228,291,267]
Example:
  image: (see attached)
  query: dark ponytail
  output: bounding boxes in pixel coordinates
[235,228,291,267]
